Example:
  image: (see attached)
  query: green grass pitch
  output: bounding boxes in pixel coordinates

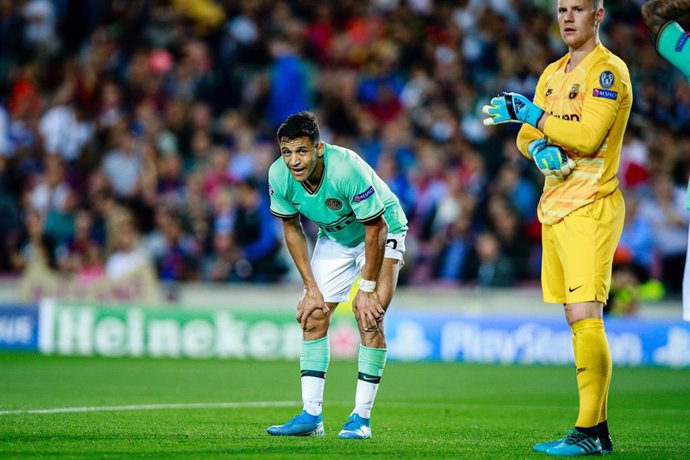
[1,353,689,459]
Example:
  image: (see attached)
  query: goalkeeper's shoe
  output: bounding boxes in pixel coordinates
[545,428,602,456]
[533,431,572,453]
[266,411,324,437]
[337,413,371,439]
[599,433,613,454]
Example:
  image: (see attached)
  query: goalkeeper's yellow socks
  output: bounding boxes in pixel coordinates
[657,21,690,83]
[572,318,612,429]
[300,336,330,416]
[353,345,387,419]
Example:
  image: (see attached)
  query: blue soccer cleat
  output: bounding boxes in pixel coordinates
[545,428,602,456]
[266,411,324,437]
[337,413,371,439]
[533,431,572,453]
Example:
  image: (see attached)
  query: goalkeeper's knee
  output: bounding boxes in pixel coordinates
[657,21,690,83]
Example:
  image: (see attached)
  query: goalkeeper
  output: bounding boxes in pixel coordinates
[482,0,632,456]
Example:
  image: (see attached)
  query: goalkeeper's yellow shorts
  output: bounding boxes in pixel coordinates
[541,189,625,305]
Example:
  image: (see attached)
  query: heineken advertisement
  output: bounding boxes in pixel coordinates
[37,300,360,360]
[1,301,688,367]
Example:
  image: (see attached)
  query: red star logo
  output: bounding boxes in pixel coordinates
[330,321,359,358]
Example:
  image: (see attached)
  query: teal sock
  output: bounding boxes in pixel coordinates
[300,337,330,416]
[354,345,387,419]
[657,21,690,82]
[358,345,387,378]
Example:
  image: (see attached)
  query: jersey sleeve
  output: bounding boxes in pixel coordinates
[341,159,385,222]
[517,70,549,159]
[543,60,630,155]
[268,164,299,219]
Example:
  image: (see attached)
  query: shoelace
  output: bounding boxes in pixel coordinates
[563,430,589,445]
[343,416,361,430]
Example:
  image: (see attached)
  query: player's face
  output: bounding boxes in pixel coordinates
[557,0,603,50]
[279,136,324,184]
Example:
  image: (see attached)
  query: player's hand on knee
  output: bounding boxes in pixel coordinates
[296,289,329,329]
[353,291,385,331]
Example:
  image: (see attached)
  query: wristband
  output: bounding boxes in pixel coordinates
[358,278,377,293]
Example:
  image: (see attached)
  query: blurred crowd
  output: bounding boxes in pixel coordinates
[0,0,688,309]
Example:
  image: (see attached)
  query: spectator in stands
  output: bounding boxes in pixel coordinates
[155,207,200,282]
[638,173,690,292]
[231,177,286,282]
[466,231,516,288]
[0,0,688,300]
[105,220,150,280]
[101,124,143,199]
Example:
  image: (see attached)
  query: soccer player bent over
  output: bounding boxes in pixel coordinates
[265,112,408,439]
[483,0,632,455]
[641,0,690,320]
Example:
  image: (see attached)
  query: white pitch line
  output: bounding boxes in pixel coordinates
[2,400,688,417]
[0,401,301,416]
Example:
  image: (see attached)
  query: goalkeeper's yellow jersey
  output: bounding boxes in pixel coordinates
[517,42,632,225]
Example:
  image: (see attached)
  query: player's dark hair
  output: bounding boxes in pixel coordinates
[276,111,320,145]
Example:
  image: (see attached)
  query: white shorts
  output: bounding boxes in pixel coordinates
[311,233,406,303]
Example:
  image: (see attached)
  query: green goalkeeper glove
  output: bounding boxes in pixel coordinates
[482,92,545,128]
[529,139,576,177]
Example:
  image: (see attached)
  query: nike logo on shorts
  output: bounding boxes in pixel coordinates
[568,285,583,293]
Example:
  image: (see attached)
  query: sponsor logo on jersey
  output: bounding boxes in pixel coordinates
[569,84,580,99]
[353,186,375,202]
[545,88,553,97]
[599,70,614,88]
[676,32,690,52]
[549,111,580,121]
[325,198,343,210]
[593,88,618,100]
[268,184,275,196]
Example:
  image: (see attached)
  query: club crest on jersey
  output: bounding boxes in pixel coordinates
[325,198,343,210]
[569,84,580,99]
[353,186,375,203]
[599,71,614,88]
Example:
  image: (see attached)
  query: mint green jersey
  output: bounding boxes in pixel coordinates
[268,143,408,247]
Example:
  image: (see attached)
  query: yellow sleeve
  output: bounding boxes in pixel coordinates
[516,71,548,159]
[543,61,629,155]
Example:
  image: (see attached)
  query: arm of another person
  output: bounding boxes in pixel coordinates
[642,0,690,36]
[282,216,328,327]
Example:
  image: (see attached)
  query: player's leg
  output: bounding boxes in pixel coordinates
[339,234,404,440]
[545,192,624,456]
[533,224,573,453]
[268,238,358,437]
[642,0,690,82]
